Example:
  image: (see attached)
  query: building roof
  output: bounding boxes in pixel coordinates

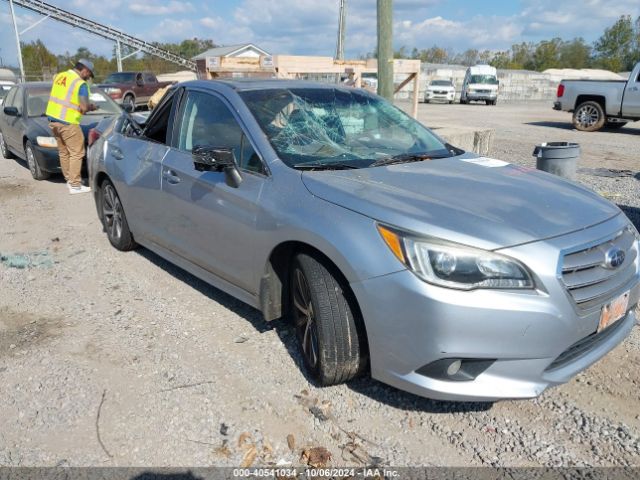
[192,43,270,61]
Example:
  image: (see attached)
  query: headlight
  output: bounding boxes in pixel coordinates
[377,225,534,290]
[104,88,122,95]
[36,136,58,148]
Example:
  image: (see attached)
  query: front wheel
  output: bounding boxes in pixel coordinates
[290,253,366,386]
[100,179,137,251]
[573,101,605,132]
[25,141,50,180]
[0,131,14,159]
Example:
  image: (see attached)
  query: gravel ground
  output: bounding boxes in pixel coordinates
[0,101,639,468]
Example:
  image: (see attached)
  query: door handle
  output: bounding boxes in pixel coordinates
[162,169,181,184]
[111,147,124,160]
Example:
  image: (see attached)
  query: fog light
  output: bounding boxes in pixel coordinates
[416,358,495,382]
[446,359,462,376]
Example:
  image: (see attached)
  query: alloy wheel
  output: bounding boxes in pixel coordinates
[0,132,7,157]
[102,184,123,241]
[575,104,600,129]
[292,267,319,369]
[26,145,37,176]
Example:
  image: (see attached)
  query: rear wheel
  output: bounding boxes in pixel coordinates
[290,252,366,385]
[100,179,137,251]
[123,94,135,112]
[0,131,14,159]
[573,101,605,132]
[25,140,50,180]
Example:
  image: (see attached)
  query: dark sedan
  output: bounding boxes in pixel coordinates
[0,82,121,180]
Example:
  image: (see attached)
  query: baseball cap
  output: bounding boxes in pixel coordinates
[78,58,95,78]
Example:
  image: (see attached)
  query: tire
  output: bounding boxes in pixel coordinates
[123,94,135,112]
[0,130,14,159]
[606,121,627,129]
[573,101,606,132]
[425,99,430,104]
[491,99,497,106]
[449,100,453,104]
[485,100,491,105]
[99,179,137,251]
[460,98,467,104]
[290,252,366,386]
[25,140,50,180]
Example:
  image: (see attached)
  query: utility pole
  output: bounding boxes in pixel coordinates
[9,0,25,82]
[377,0,393,100]
[335,0,346,60]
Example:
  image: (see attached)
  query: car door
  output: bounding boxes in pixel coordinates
[158,88,267,293]
[622,69,640,117]
[2,86,23,152]
[106,89,179,244]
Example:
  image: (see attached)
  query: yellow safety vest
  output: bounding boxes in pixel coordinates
[46,69,89,125]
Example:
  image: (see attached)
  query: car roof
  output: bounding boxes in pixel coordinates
[179,79,364,93]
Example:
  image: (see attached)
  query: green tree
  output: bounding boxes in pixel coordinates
[557,38,592,69]
[21,40,58,80]
[593,15,634,71]
[533,38,562,71]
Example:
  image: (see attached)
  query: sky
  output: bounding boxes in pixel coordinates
[1,0,639,69]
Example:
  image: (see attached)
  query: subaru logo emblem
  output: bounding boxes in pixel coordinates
[604,248,625,269]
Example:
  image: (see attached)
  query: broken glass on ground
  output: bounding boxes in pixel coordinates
[0,251,54,269]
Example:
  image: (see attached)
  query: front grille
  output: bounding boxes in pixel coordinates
[476,89,491,94]
[545,314,627,371]
[561,227,638,311]
[434,90,448,94]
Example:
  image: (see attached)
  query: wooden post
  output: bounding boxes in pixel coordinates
[377,0,393,101]
[412,69,420,119]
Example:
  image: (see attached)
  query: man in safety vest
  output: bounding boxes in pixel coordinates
[46,59,97,194]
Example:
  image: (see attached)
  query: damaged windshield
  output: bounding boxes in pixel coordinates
[239,88,452,169]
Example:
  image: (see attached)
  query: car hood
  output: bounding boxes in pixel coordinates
[300,156,621,250]
[428,86,454,91]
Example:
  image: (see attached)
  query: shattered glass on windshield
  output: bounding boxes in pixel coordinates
[240,88,451,168]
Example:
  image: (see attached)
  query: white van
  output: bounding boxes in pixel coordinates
[460,65,499,105]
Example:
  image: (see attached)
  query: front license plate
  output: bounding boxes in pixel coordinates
[598,291,629,332]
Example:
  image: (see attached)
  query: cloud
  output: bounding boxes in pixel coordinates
[129,1,194,16]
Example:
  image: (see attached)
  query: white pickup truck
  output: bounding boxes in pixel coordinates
[553,62,640,131]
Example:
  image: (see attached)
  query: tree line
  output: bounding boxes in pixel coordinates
[16,38,215,82]
[392,14,640,72]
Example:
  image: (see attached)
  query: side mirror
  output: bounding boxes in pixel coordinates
[192,145,242,188]
[3,106,19,117]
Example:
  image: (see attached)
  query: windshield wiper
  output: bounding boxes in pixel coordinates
[370,152,450,167]
[293,162,360,171]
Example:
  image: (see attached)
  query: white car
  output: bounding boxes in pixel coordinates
[425,79,455,104]
[0,81,15,106]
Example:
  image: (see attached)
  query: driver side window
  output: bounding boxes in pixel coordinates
[177,91,264,174]
[5,87,21,113]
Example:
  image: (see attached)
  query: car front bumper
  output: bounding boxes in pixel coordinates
[466,93,498,101]
[425,91,455,102]
[32,145,61,173]
[351,215,640,401]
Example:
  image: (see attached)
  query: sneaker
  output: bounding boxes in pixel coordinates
[68,184,91,195]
